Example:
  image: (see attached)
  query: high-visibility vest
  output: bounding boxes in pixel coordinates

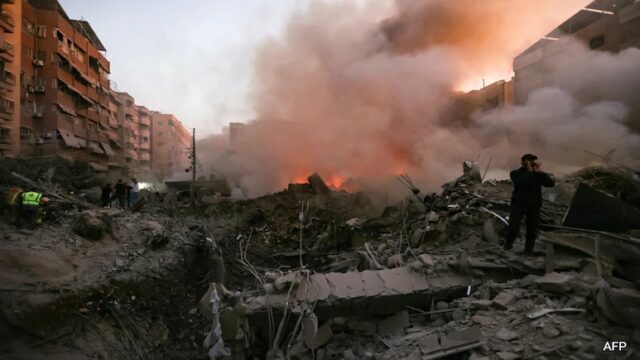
[22,192,42,206]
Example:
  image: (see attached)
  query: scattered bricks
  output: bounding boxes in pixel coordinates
[542,325,560,338]
[493,291,516,309]
[386,254,403,268]
[378,311,410,335]
[534,272,575,293]
[471,299,493,310]
[495,327,519,341]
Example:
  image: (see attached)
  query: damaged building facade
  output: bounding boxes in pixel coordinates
[0,0,191,179]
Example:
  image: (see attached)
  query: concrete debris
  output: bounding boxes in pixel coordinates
[426,211,440,222]
[534,272,575,293]
[564,183,640,232]
[495,327,519,341]
[596,284,640,327]
[542,325,560,338]
[378,311,410,335]
[72,209,114,240]
[493,291,516,309]
[496,351,520,360]
[3,161,640,359]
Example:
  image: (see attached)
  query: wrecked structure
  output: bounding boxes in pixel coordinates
[3,155,639,359]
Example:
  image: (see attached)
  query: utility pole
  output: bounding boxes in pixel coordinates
[190,128,196,210]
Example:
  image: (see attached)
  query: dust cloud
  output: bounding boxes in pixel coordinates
[199,0,640,197]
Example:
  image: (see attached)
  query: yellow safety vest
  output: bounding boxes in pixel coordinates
[22,192,42,206]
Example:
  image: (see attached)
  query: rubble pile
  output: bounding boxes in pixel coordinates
[2,160,640,359]
[201,166,640,359]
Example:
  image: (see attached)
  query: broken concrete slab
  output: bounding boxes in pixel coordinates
[493,291,516,309]
[564,183,640,233]
[534,272,574,293]
[245,267,472,324]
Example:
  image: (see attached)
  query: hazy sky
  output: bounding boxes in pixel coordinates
[61,0,309,136]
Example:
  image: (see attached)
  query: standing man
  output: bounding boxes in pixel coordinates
[131,178,140,207]
[101,183,112,208]
[113,179,127,210]
[504,154,555,255]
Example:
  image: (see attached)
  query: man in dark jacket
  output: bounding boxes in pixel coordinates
[504,154,555,254]
[112,180,127,209]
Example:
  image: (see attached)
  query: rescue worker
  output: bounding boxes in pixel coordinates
[4,186,23,224]
[20,191,49,228]
[503,154,555,255]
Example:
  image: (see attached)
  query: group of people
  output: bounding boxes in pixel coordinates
[4,187,50,228]
[100,178,140,209]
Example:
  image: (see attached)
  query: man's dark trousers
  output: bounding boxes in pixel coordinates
[505,204,540,253]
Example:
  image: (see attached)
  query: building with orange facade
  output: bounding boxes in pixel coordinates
[0,0,193,180]
[150,112,191,179]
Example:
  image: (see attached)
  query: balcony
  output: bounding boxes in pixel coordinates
[139,117,151,127]
[0,41,14,62]
[139,152,150,161]
[0,98,13,114]
[0,135,12,145]
[0,69,15,92]
[0,10,14,33]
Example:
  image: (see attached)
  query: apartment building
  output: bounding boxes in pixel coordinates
[514,0,640,103]
[150,112,191,179]
[0,0,192,180]
[0,0,113,172]
[116,91,140,173]
[137,105,151,172]
[0,0,20,158]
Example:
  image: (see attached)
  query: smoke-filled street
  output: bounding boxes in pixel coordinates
[1,0,640,359]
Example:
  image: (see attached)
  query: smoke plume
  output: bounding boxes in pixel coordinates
[200,0,640,197]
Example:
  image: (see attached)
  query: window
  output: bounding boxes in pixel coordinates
[20,127,32,140]
[22,19,34,35]
[590,34,605,49]
[55,28,64,42]
[36,25,47,38]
